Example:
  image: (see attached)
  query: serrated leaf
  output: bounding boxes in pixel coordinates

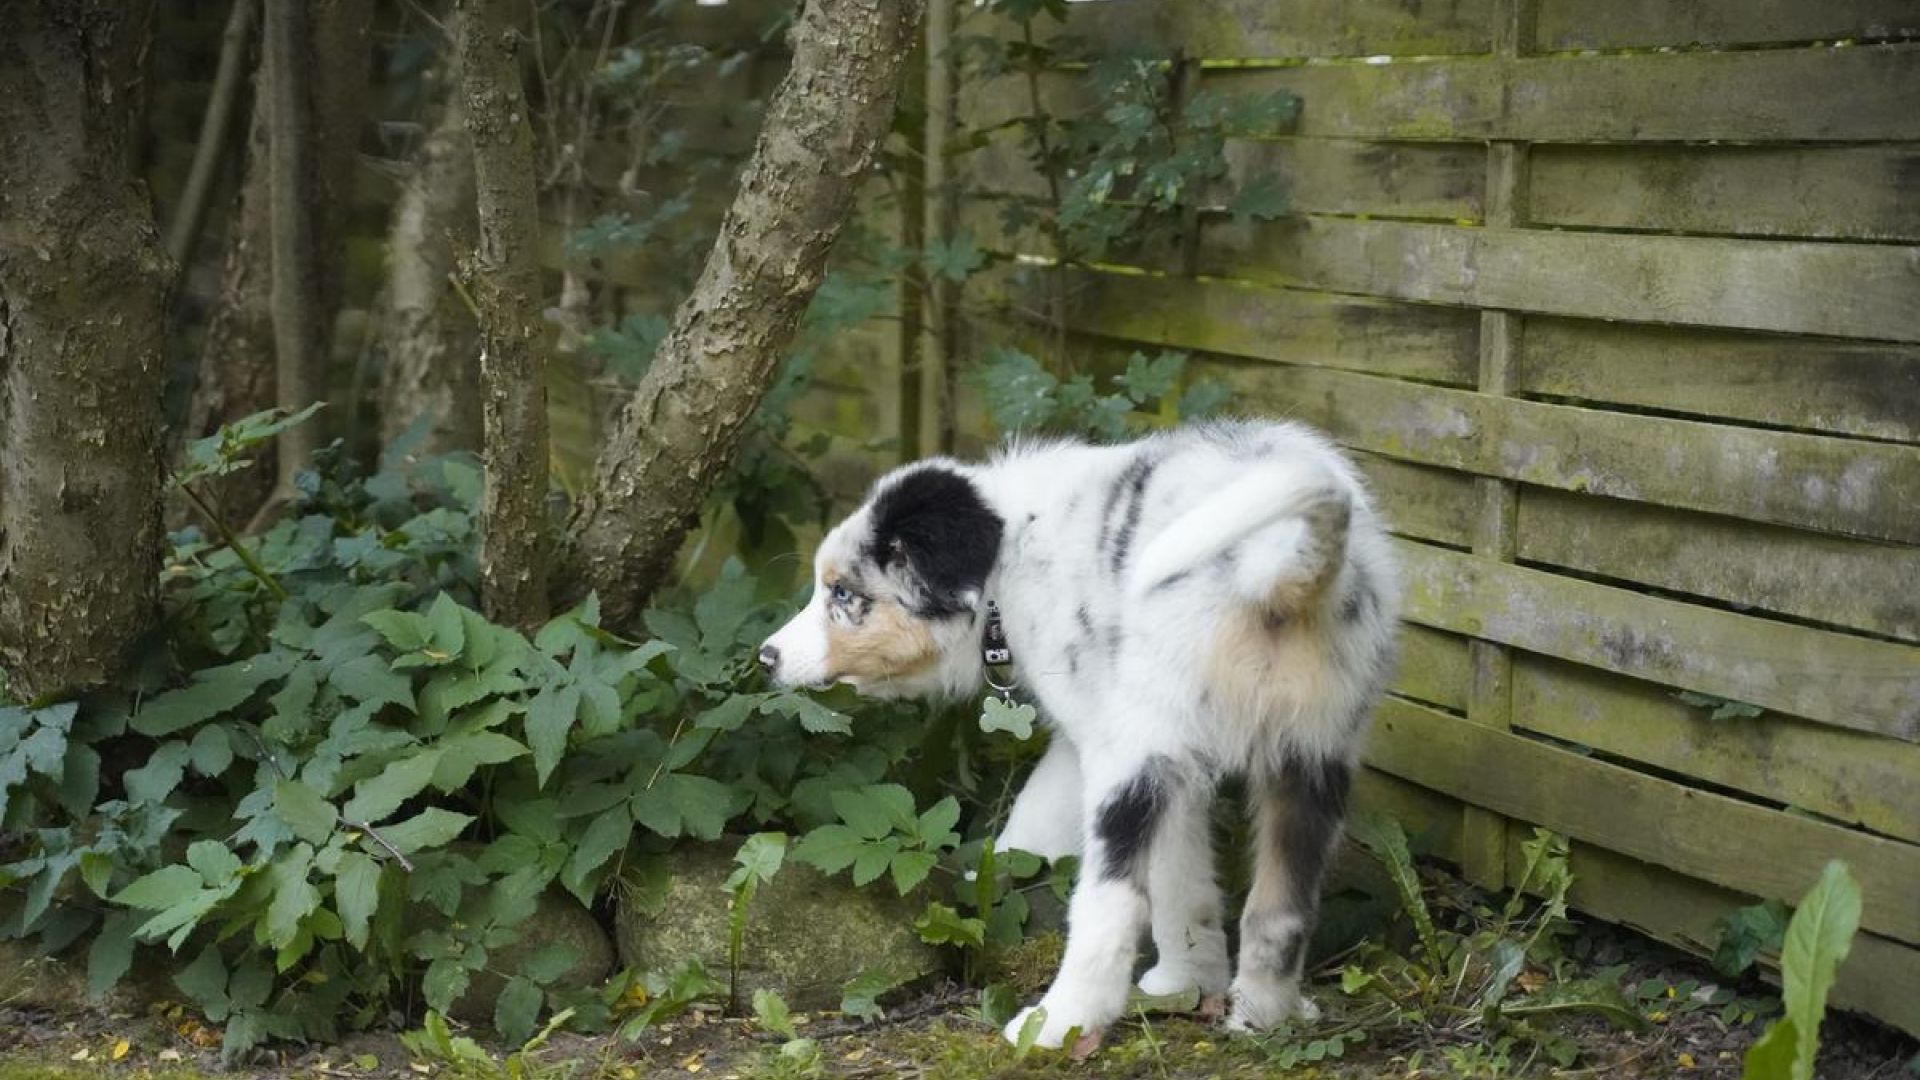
[762,694,852,735]
[890,851,939,895]
[274,780,339,846]
[362,609,432,653]
[916,797,962,849]
[264,845,318,949]
[696,695,759,732]
[631,773,740,840]
[494,976,544,1045]
[87,911,138,1000]
[175,947,229,1016]
[430,732,527,790]
[186,840,242,886]
[187,724,234,776]
[131,654,291,736]
[840,966,913,1022]
[851,838,901,887]
[334,850,381,950]
[425,593,467,659]
[378,808,473,854]
[342,751,440,824]
[330,654,416,713]
[726,832,788,891]
[423,958,469,1015]
[113,865,204,910]
[564,805,633,890]
[525,686,580,787]
[790,824,867,875]
[752,988,797,1038]
[124,741,193,805]
[523,941,582,984]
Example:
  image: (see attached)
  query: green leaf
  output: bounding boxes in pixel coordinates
[976,347,1058,432]
[330,654,416,714]
[186,840,243,886]
[175,947,229,1017]
[431,732,528,790]
[1745,1018,1800,1080]
[696,695,759,733]
[631,773,742,841]
[362,609,433,653]
[761,693,852,735]
[840,966,912,1022]
[726,832,788,891]
[113,865,204,910]
[1349,810,1440,965]
[494,976,544,1046]
[790,825,868,876]
[1115,350,1186,405]
[753,988,797,1039]
[564,805,634,892]
[1225,172,1290,226]
[124,741,193,805]
[914,901,986,948]
[916,797,962,849]
[832,784,917,841]
[852,838,901,887]
[425,593,467,659]
[924,232,986,282]
[889,850,939,895]
[1749,861,1862,1080]
[265,845,319,949]
[333,850,381,950]
[525,686,580,787]
[87,911,138,1000]
[274,779,339,846]
[342,751,440,824]
[377,808,474,854]
[423,958,470,1015]
[979,698,1036,740]
[131,654,291,736]
[522,942,582,984]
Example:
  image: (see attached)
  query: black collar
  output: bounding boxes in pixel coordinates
[981,600,1012,667]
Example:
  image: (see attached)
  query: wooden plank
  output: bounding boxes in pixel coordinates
[1162,0,1494,59]
[1366,696,1920,943]
[1393,539,1920,741]
[1530,145,1920,243]
[1520,317,1920,444]
[1218,139,1484,221]
[1352,767,1466,860]
[1205,45,1920,142]
[1056,269,1478,384]
[1535,0,1920,50]
[1199,217,1920,343]
[1506,836,1920,1037]
[1352,452,1476,545]
[1207,360,1920,546]
[1515,487,1920,643]
[1513,654,1920,845]
[1391,625,1473,712]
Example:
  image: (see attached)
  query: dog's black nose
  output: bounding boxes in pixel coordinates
[757,644,780,671]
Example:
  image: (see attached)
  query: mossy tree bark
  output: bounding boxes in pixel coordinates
[181,0,370,527]
[0,1,174,696]
[380,20,480,458]
[459,0,550,629]
[561,0,925,625]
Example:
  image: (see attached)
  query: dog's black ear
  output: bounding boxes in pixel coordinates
[867,466,1003,617]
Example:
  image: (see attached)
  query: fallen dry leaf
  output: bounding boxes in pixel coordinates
[111,1037,131,1061]
[1068,1029,1105,1062]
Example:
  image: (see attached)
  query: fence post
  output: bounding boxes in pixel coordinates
[1461,0,1537,893]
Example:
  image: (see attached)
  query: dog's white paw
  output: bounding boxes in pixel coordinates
[1137,960,1230,997]
[1223,983,1319,1033]
[1001,998,1103,1049]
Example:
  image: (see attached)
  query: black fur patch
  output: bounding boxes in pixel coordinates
[1339,572,1374,622]
[1274,753,1353,914]
[1096,759,1171,883]
[1105,455,1160,575]
[865,467,1004,618]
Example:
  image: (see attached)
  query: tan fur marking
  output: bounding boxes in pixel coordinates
[1207,604,1334,724]
[826,598,939,682]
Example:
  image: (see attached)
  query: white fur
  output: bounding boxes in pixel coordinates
[764,421,1400,1048]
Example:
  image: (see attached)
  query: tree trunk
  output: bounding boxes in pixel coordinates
[380,23,481,458]
[263,0,324,500]
[460,0,550,629]
[0,1,174,697]
[180,0,370,526]
[561,0,925,626]
[165,0,256,267]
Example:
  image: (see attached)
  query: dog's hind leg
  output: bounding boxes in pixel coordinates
[1137,781,1229,997]
[1004,752,1178,1048]
[1228,751,1352,1031]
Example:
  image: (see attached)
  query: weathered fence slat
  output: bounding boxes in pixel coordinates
[1214,361,1920,545]
[1200,217,1920,342]
[1530,145,1920,243]
[1513,655,1920,845]
[1520,317,1920,444]
[1219,139,1487,221]
[1534,0,1920,51]
[1351,452,1477,546]
[1394,539,1920,741]
[1366,697,1920,943]
[1515,488,1920,643]
[1206,46,1920,143]
[1059,269,1478,384]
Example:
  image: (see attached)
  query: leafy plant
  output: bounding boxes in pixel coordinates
[975,346,1228,440]
[1742,862,1862,1080]
[790,783,962,895]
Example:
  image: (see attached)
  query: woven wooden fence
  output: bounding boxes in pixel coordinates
[957,0,1920,1034]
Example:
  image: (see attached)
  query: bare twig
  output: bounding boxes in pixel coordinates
[166,0,256,265]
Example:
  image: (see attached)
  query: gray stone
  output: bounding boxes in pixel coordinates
[451,886,615,1024]
[615,841,943,1011]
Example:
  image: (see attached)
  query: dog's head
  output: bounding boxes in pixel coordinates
[760,462,1003,698]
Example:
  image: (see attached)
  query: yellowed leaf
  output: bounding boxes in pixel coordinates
[111,1038,131,1061]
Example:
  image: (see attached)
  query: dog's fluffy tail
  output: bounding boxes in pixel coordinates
[1127,461,1352,609]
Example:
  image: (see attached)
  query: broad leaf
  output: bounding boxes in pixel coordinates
[274,780,339,846]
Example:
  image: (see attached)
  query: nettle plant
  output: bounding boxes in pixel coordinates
[0,413,946,1060]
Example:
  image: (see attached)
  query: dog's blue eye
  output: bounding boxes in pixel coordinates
[830,583,852,603]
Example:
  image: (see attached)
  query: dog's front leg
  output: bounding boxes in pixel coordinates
[1004,753,1176,1048]
[998,733,1083,860]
